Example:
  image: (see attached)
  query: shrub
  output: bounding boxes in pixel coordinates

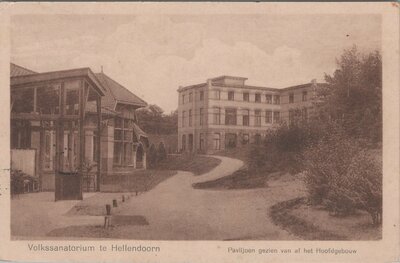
[247,122,323,174]
[247,144,266,172]
[158,142,167,161]
[147,144,158,168]
[345,151,382,224]
[302,130,361,209]
[302,130,382,224]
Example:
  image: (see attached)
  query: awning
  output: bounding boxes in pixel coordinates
[133,123,148,140]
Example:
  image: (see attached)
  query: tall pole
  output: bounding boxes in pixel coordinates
[78,81,85,200]
[96,96,102,191]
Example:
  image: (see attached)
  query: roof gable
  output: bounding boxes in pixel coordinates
[95,73,147,109]
[10,63,37,77]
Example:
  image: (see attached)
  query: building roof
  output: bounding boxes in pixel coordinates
[95,72,147,109]
[11,67,105,96]
[280,82,328,91]
[85,101,118,116]
[10,63,37,77]
[133,123,148,139]
[211,75,248,81]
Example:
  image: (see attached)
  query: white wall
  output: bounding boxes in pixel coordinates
[11,149,36,177]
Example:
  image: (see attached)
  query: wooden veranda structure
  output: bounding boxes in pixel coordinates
[11,68,105,200]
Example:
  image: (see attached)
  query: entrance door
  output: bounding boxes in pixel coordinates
[55,120,82,201]
[188,134,193,152]
[225,133,237,148]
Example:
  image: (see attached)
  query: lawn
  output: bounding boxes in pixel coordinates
[269,197,381,240]
[155,154,221,175]
[213,145,252,162]
[100,169,177,193]
[194,146,284,190]
[68,169,177,216]
[193,168,276,190]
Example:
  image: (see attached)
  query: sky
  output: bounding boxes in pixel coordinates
[11,14,381,113]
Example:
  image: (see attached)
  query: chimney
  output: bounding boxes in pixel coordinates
[311,79,317,84]
[101,65,104,73]
[207,78,212,88]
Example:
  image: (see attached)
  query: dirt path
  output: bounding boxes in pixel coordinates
[103,155,302,240]
[12,155,305,240]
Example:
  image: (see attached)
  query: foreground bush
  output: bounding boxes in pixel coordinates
[147,144,158,168]
[158,142,167,161]
[345,151,382,225]
[302,131,382,224]
[302,130,360,207]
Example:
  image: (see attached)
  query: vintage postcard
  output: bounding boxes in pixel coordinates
[0,2,399,263]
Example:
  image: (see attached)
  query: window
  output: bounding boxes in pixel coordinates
[289,109,295,124]
[200,91,204,101]
[215,90,221,100]
[242,134,249,145]
[199,133,204,150]
[225,133,237,148]
[43,129,55,171]
[182,111,186,127]
[214,107,221,125]
[182,134,186,151]
[64,84,79,115]
[243,92,249,102]
[213,133,221,150]
[189,92,193,102]
[255,93,261,103]
[182,94,185,104]
[254,134,262,144]
[273,111,280,123]
[228,91,235,101]
[225,108,237,125]
[274,95,280,105]
[36,85,61,114]
[114,118,134,166]
[254,110,261,126]
[189,109,192,127]
[242,109,249,126]
[11,120,32,149]
[289,93,294,103]
[302,91,308,101]
[11,88,34,113]
[199,108,204,126]
[93,131,98,163]
[265,94,272,104]
[302,107,308,121]
[265,110,272,123]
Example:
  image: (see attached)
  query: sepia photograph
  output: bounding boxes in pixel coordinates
[0,2,399,263]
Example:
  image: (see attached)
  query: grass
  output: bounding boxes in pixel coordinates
[194,146,270,190]
[100,169,177,193]
[269,197,347,240]
[193,168,271,190]
[269,197,381,240]
[155,154,221,175]
[213,145,252,162]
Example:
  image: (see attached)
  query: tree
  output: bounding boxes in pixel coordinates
[157,142,167,161]
[147,143,158,168]
[318,46,382,143]
[136,105,178,135]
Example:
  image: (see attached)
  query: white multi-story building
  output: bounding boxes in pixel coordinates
[177,76,324,154]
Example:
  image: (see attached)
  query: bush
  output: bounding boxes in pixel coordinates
[147,144,158,168]
[345,151,382,225]
[302,130,382,224]
[158,142,167,161]
[302,130,361,209]
[247,122,322,174]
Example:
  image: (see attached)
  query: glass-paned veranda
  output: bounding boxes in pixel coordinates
[10,69,105,200]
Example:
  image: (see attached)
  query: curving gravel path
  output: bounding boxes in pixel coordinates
[12,155,304,240]
[110,155,300,240]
